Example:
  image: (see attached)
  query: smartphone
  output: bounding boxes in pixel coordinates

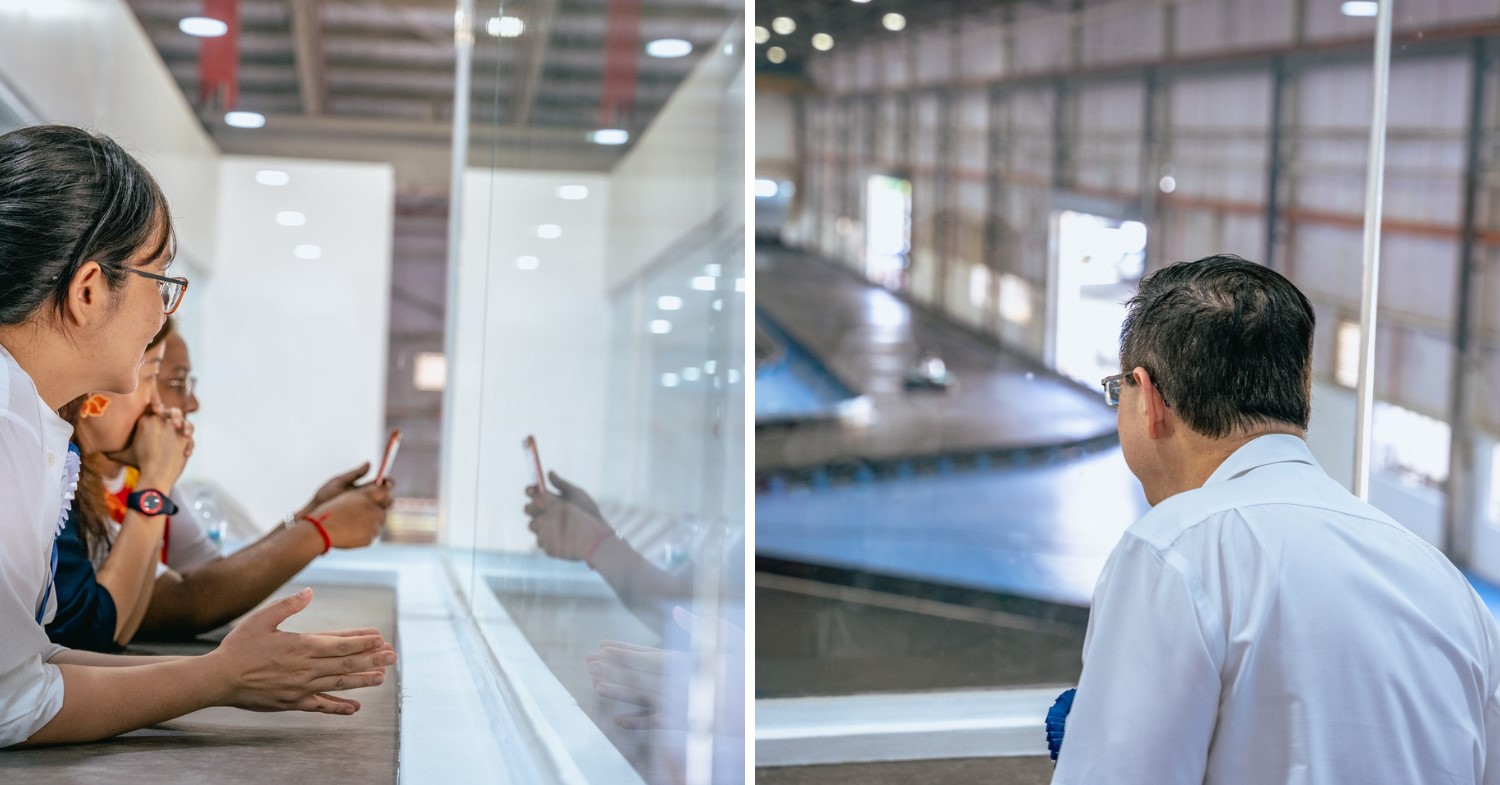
[522,435,546,490]
[374,429,402,485]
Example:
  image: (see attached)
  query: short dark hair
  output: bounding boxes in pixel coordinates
[0,125,175,327]
[1119,254,1315,439]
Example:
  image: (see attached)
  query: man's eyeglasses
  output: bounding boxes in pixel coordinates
[121,268,189,315]
[1101,373,1129,409]
[162,375,197,399]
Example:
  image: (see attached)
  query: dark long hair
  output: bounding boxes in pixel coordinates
[59,318,176,563]
[0,125,175,327]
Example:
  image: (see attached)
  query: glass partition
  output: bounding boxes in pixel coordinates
[444,2,746,783]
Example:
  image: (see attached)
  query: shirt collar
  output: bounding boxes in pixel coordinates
[1203,433,1319,486]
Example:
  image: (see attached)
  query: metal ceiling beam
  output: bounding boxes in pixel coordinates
[513,0,563,127]
[288,0,327,115]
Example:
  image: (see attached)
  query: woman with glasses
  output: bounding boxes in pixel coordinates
[0,125,393,748]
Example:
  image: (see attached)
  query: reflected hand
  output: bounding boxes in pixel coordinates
[524,479,613,561]
[587,607,744,731]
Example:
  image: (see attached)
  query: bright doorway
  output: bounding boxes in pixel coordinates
[1050,209,1147,386]
[864,174,912,292]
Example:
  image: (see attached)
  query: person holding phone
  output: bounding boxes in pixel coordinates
[0,124,392,748]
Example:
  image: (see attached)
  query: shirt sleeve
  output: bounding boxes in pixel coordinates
[44,508,121,654]
[1052,534,1223,785]
[0,417,66,747]
[164,500,220,574]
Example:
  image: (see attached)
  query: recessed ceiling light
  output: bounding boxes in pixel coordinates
[692,276,716,291]
[772,16,796,35]
[705,264,722,277]
[179,17,228,37]
[294,244,322,260]
[557,185,589,200]
[1340,1,1378,16]
[276,210,306,227]
[812,33,834,51]
[536,224,562,239]
[767,46,787,64]
[487,16,524,37]
[658,296,683,311]
[682,367,701,381]
[225,111,266,129]
[646,38,693,58]
[516,255,540,270]
[591,128,630,145]
[755,179,780,198]
[255,169,289,186]
[754,26,770,45]
[650,320,673,335]
[882,13,906,31]
[661,372,680,388]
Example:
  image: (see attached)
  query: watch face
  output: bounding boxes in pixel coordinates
[139,491,163,515]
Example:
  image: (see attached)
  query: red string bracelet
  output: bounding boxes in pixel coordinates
[584,529,613,568]
[301,513,332,555]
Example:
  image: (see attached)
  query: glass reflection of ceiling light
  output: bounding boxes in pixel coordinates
[255,169,290,186]
[179,17,228,37]
[591,128,630,145]
[811,33,834,51]
[771,16,796,34]
[646,38,693,58]
[275,210,306,227]
[516,255,540,271]
[735,278,746,292]
[727,369,741,384]
[682,367,702,381]
[413,352,447,392]
[755,179,780,198]
[882,13,906,31]
[712,299,723,311]
[487,16,524,37]
[1340,1,1378,16]
[536,224,562,239]
[705,360,717,374]
[650,320,673,335]
[225,111,266,129]
[852,0,872,3]
[294,244,322,260]
[754,26,770,44]
[767,46,787,64]
[661,372,680,388]
[1158,175,1177,193]
[705,264,722,277]
[557,184,589,200]
[692,276,716,291]
[657,295,683,311]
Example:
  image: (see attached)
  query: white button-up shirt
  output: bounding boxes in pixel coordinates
[1055,434,1500,785]
[0,343,72,747]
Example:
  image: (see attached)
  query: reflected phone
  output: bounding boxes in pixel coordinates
[374,429,402,485]
[523,435,546,490]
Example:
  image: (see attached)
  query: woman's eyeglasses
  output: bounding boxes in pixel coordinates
[121,268,189,315]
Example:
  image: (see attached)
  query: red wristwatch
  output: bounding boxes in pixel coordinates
[127,488,179,517]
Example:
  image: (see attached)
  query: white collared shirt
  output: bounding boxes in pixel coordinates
[0,343,71,747]
[1055,435,1500,785]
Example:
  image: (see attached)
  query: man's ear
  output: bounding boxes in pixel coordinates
[64,261,110,330]
[1132,366,1171,440]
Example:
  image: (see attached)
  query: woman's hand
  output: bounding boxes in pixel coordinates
[208,588,395,715]
[130,403,194,486]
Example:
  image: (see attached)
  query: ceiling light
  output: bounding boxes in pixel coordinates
[1158,175,1177,193]
[1340,1,1378,16]
[727,369,741,384]
[705,360,717,374]
[275,210,306,227]
[255,169,289,186]
[413,352,447,392]
[754,26,770,45]
[661,372,680,388]
[705,264,722,276]
[755,179,780,198]
[811,33,834,51]
[772,16,796,35]
[224,111,265,129]
[650,320,673,335]
[516,255,540,270]
[646,38,693,58]
[591,128,629,145]
[179,17,228,37]
[536,224,561,239]
[557,184,589,200]
[691,276,716,291]
[882,13,906,31]
[682,367,701,382]
[487,16,524,37]
[658,296,683,310]
[735,278,746,292]
[767,46,787,64]
[294,244,322,260]
[852,0,871,3]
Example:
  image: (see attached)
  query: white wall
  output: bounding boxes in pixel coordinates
[444,170,612,552]
[0,0,220,268]
[190,156,394,527]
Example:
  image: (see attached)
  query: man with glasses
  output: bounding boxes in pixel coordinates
[1050,255,1500,784]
